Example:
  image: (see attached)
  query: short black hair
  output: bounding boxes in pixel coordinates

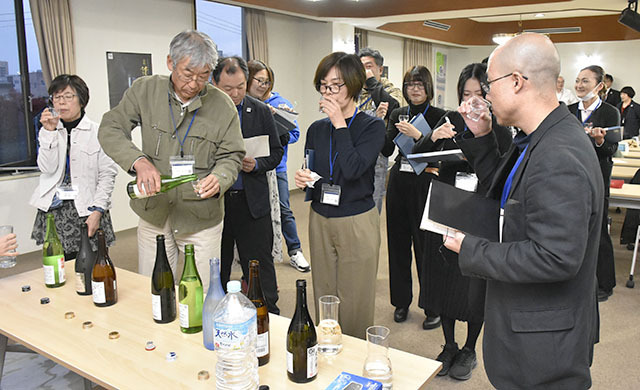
[621,86,636,99]
[313,52,365,101]
[402,66,434,104]
[605,74,614,83]
[357,47,384,67]
[581,65,605,84]
[48,74,90,108]
[212,56,248,83]
[457,63,487,104]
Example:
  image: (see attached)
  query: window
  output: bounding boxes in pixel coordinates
[195,0,245,58]
[0,0,42,168]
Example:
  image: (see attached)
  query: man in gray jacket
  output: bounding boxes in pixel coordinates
[445,33,602,389]
[98,30,245,286]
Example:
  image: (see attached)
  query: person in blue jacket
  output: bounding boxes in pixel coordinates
[247,60,310,273]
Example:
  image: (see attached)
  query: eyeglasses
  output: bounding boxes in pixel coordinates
[404,82,425,90]
[253,77,271,87]
[50,93,77,102]
[175,70,211,84]
[318,83,346,94]
[481,72,529,94]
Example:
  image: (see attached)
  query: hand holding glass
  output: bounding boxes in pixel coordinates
[465,96,491,122]
[0,225,17,268]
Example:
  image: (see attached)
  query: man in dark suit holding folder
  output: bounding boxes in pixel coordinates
[444,33,602,389]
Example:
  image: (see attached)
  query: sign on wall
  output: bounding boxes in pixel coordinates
[435,51,447,108]
[106,52,152,109]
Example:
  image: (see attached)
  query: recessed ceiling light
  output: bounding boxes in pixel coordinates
[535,13,545,18]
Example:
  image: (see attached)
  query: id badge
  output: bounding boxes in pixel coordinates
[56,184,78,200]
[321,183,341,206]
[455,172,478,193]
[399,157,413,173]
[170,155,195,178]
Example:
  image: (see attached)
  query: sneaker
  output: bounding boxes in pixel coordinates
[435,343,459,376]
[449,346,477,381]
[290,251,311,272]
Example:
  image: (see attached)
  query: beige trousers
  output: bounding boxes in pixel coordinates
[309,206,380,340]
[137,217,223,291]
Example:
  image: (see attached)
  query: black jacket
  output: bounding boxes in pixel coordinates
[457,103,602,389]
[605,88,621,108]
[237,95,283,219]
[568,100,620,195]
[619,100,640,139]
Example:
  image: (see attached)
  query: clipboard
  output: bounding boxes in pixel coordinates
[393,113,432,174]
[407,149,466,164]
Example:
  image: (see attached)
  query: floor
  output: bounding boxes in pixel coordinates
[2,191,640,389]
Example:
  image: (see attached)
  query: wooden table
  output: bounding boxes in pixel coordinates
[610,184,640,288]
[620,150,640,159]
[614,158,640,168]
[612,165,638,181]
[0,264,441,389]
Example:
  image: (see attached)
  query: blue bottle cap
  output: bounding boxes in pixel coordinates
[227,280,241,293]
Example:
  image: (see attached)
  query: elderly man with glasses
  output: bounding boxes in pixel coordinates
[98,30,245,288]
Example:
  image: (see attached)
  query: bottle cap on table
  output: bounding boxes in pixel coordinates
[22,285,31,292]
[64,311,75,319]
[145,341,156,351]
[197,370,210,380]
[166,351,177,361]
[40,297,50,304]
[108,331,120,339]
[82,321,93,329]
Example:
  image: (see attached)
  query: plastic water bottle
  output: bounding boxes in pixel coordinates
[203,258,226,350]
[214,280,259,389]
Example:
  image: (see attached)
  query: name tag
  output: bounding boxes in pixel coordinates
[321,183,341,206]
[56,184,78,200]
[170,155,195,178]
[399,157,413,173]
[455,172,478,193]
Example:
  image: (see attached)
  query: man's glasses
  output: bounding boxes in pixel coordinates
[318,83,345,94]
[50,93,76,103]
[175,70,211,84]
[480,72,528,94]
[253,77,271,87]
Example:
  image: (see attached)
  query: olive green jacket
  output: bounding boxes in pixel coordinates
[98,75,245,234]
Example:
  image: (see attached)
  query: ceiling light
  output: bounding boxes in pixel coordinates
[535,13,545,18]
[492,33,516,45]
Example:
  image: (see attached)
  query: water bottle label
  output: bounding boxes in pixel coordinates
[214,313,257,350]
[286,351,293,374]
[256,331,269,357]
[307,344,318,378]
[152,294,162,320]
[179,302,189,328]
[92,281,106,304]
[76,272,85,293]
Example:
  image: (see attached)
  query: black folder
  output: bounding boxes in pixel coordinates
[422,180,500,242]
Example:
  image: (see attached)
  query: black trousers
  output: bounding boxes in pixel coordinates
[597,198,616,292]
[385,163,438,315]
[220,190,280,314]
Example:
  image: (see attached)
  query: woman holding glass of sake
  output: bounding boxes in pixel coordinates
[411,63,512,380]
[381,66,446,331]
[294,52,385,339]
[567,65,620,303]
[30,74,118,259]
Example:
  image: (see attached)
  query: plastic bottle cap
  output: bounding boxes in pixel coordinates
[40,297,50,304]
[145,341,156,351]
[166,351,177,361]
[227,280,241,293]
[21,285,31,292]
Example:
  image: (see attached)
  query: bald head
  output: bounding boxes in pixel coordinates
[489,33,560,94]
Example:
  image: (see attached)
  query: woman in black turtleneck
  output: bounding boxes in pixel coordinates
[381,66,445,331]
[30,75,118,260]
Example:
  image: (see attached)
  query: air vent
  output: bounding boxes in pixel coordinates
[523,27,582,34]
[423,20,451,31]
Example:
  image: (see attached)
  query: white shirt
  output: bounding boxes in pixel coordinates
[578,97,602,123]
[557,88,579,105]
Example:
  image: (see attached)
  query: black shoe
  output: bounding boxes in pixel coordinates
[449,346,477,381]
[597,289,613,302]
[627,243,635,251]
[435,343,459,376]
[394,307,409,323]
[422,315,441,330]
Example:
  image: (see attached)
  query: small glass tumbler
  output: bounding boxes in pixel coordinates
[465,96,491,122]
[363,325,393,389]
[0,225,17,268]
[317,295,342,355]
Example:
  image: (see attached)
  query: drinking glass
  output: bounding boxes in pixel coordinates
[0,225,17,268]
[362,325,393,389]
[317,295,342,355]
[191,179,201,197]
[398,115,410,122]
[465,96,491,122]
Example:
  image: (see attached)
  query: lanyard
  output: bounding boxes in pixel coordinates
[407,103,430,119]
[501,145,528,208]
[329,107,359,182]
[168,93,199,157]
[358,96,372,110]
[576,100,601,124]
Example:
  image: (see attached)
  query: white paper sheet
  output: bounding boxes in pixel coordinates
[243,135,270,159]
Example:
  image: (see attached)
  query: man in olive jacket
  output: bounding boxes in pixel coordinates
[98,30,245,287]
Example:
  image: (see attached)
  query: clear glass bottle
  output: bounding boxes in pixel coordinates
[203,258,225,350]
[178,244,203,333]
[42,213,65,288]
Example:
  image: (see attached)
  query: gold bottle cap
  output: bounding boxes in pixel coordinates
[108,331,120,339]
[82,321,93,329]
[64,312,75,319]
[197,370,210,380]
